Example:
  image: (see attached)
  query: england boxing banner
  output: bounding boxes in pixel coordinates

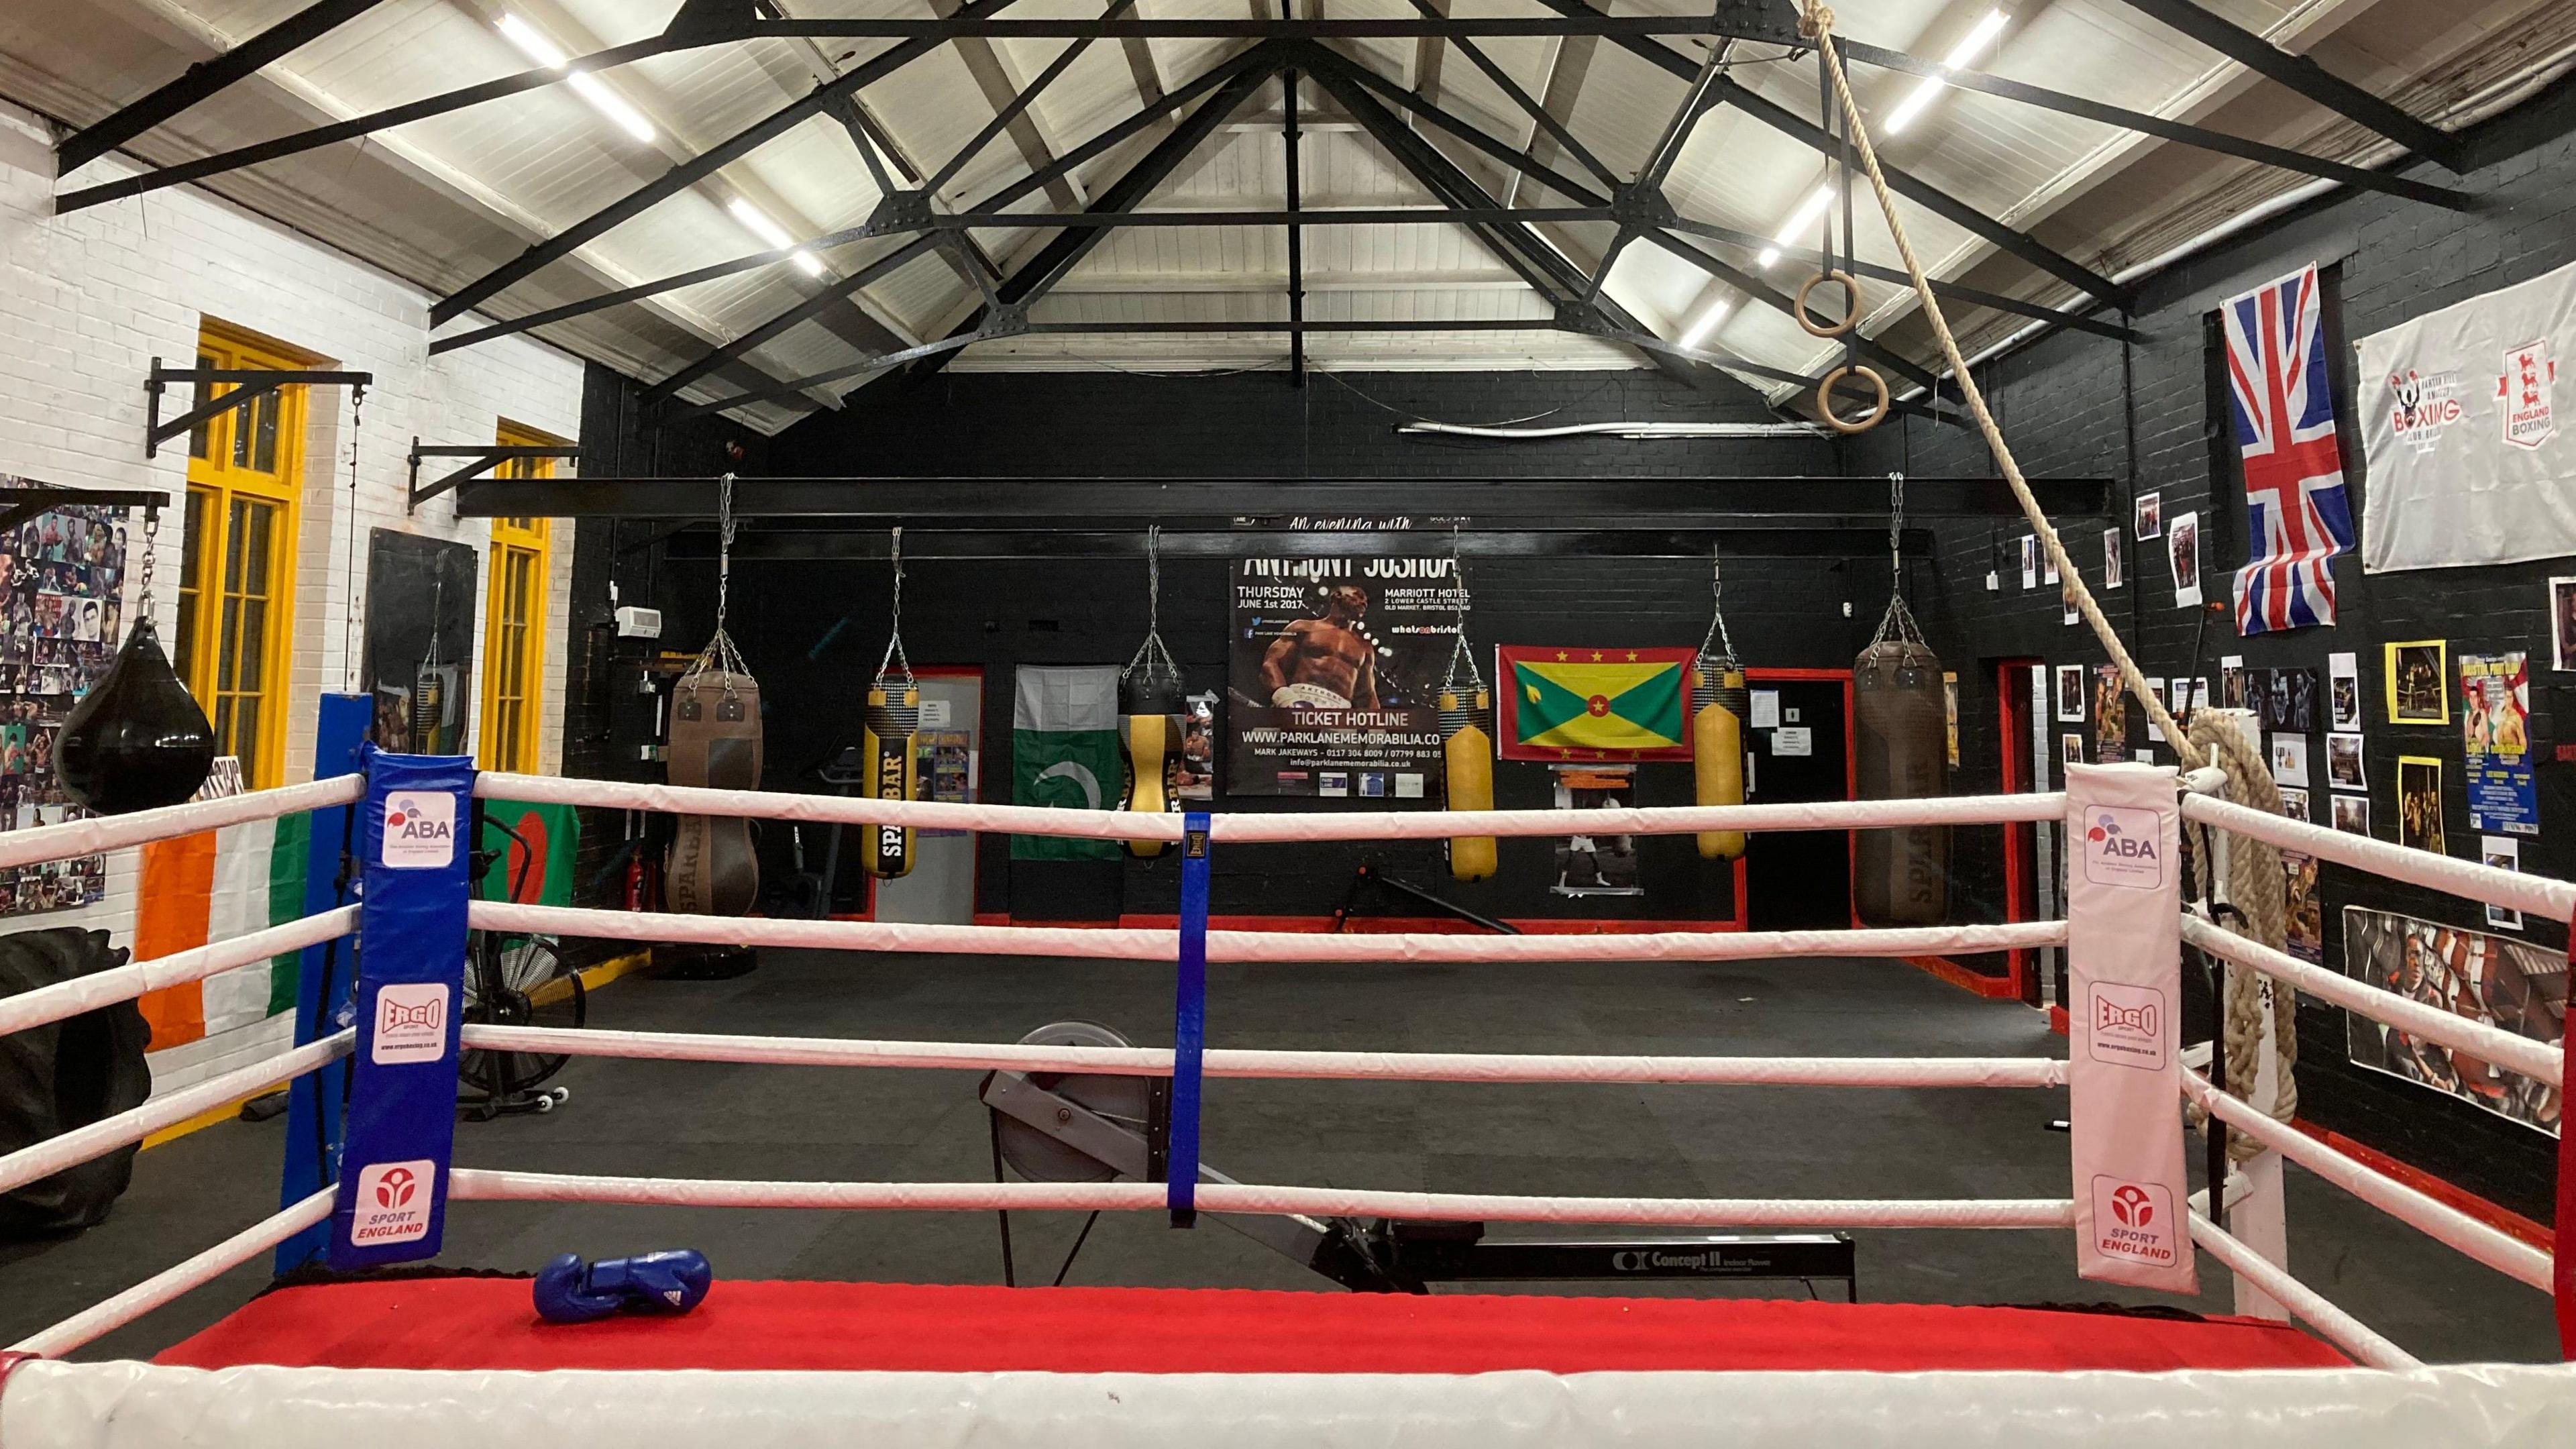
[2360,256,2576,572]
[2220,265,2356,634]
[1226,557,1463,798]
[2063,763,2196,1293]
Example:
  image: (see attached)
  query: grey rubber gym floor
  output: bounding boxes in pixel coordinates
[2,948,2555,1365]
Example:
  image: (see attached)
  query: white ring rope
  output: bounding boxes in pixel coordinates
[2180,1068,2554,1292]
[2183,792,2575,921]
[0,908,358,1042]
[469,902,2062,965]
[0,1032,353,1198]
[7,1190,337,1359]
[447,1169,2076,1229]
[2184,1212,2421,1371]
[474,771,2063,843]
[0,775,363,872]
[2180,916,2561,1087]
[457,1024,2068,1089]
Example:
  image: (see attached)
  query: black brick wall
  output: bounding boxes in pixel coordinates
[1840,75,2576,1221]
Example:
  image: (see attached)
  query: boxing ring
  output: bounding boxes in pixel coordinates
[0,751,2569,1446]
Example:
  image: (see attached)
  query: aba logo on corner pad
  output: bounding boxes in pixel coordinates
[382,791,457,869]
[2082,806,2164,888]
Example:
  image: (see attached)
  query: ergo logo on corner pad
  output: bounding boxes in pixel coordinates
[2082,806,2163,888]
[382,792,456,869]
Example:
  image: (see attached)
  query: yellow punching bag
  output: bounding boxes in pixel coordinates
[1438,684,1497,881]
[862,675,920,878]
[1691,654,1748,859]
[1120,668,1183,858]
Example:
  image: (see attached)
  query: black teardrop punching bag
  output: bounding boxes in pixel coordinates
[56,616,217,815]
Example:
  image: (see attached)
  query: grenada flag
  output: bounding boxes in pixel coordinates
[1497,646,1694,761]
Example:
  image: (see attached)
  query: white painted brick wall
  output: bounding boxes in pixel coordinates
[0,100,587,1091]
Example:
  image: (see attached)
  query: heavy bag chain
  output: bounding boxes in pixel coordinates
[1439,529,1484,694]
[136,505,160,621]
[1698,552,1738,668]
[1870,472,1925,649]
[682,472,751,694]
[874,524,916,695]
[340,384,365,694]
[1122,524,1181,689]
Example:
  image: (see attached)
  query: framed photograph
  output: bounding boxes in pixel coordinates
[2278,786,2310,821]
[2019,535,2038,590]
[2092,663,2128,763]
[2168,512,2202,607]
[2134,490,2163,540]
[2055,664,2086,722]
[2396,756,2446,853]
[2327,651,2361,729]
[2341,908,2563,1132]
[2553,578,2576,672]
[2102,528,2124,590]
[2332,793,2371,835]
[2061,733,2084,766]
[2282,851,2322,963]
[2269,733,2310,788]
[2219,655,2245,711]
[2385,641,2449,724]
[2325,731,2367,790]
[2042,545,2059,586]
[2481,835,2523,930]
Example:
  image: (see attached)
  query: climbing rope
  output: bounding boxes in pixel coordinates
[1124,524,1181,688]
[2184,711,2300,1157]
[1797,3,2293,1131]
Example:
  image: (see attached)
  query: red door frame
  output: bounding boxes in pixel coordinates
[1743,667,1857,930]
[853,664,985,923]
[1995,659,2040,1002]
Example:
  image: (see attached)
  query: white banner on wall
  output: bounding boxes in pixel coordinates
[2063,763,2196,1293]
[2359,258,2576,572]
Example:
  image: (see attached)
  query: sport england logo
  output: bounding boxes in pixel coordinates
[2089,1176,2177,1267]
[382,792,457,869]
[2498,341,2558,450]
[2082,806,2164,888]
[351,1159,437,1246]
[370,982,451,1066]
[2086,982,2167,1070]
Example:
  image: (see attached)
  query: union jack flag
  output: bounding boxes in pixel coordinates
[2220,265,2356,635]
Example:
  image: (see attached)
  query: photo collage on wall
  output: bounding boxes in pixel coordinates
[0,479,129,918]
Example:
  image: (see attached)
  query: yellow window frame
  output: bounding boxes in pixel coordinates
[176,322,311,790]
[478,423,557,773]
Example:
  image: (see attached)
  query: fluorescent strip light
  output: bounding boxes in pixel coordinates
[497,13,657,144]
[1885,9,2010,136]
[727,198,830,278]
[1679,299,1732,351]
[1756,185,1838,268]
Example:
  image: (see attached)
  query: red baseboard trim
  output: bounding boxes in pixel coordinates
[1902,955,2020,1000]
[2290,1122,2553,1252]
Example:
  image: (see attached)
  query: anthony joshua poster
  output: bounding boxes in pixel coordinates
[1228,557,1464,798]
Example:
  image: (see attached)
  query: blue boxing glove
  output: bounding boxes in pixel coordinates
[533,1249,713,1324]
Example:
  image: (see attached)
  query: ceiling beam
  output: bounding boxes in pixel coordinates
[55,0,392,174]
[429,0,1028,327]
[928,0,1085,209]
[2112,0,2465,172]
[643,234,947,405]
[1833,37,2467,209]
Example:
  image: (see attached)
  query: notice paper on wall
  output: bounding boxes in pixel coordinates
[1773,726,1813,757]
[1750,691,1780,729]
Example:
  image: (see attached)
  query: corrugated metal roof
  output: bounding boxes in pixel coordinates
[5,0,2565,420]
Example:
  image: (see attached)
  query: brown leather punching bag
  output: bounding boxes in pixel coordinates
[666,659,761,916]
[1852,632,1949,928]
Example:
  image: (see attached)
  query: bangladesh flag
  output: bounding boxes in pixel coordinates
[1012,665,1122,861]
[478,800,580,905]
[1498,646,1694,761]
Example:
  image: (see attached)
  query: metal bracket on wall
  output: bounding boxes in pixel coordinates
[407,439,584,513]
[144,358,372,460]
[0,481,170,533]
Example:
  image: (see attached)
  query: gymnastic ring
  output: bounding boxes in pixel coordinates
[1794,270,1862,338]
[1818,364,1888,435]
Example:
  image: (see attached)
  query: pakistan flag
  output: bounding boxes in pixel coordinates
[1012,665,1122,861]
